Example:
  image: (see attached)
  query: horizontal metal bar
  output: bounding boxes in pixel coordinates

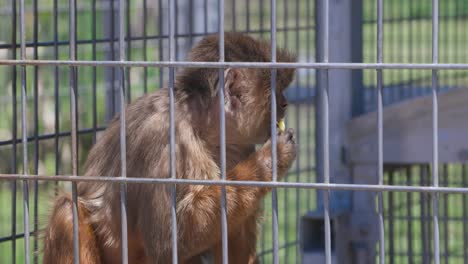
[1,60,468,70]
[256,240,299,257]
[0,26,315,51]
[0,127,106,147]
[363,14,468,25]
[0,231,37,243]
[2,173,468,194]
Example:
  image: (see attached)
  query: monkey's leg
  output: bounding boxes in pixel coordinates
[208,211,259,264]
[43,195,101,264]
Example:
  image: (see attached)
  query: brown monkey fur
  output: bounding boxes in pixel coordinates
[42,32,297,264]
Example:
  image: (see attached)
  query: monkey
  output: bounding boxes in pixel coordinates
[42,32,297,264]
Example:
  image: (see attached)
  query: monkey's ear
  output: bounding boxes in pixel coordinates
[223,68,242,115]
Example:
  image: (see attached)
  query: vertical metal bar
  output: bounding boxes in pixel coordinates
[427,169,433,263]
[174,0,179,60]
[292,0,302,263]
[260,0,267,253]
[282,2,289,263]
[420,167,429,264]
[118,0,128,262]
[92,0,97,143]
[431,0,440,263]
[246,0,250,32]
[394,171,401,262]
[388,171,394,264]
[158,0,163,89]
[408,0,414,98]
[218,0,228,263]
[143,0,148,94]
[231,0,236,31]
[54,0,60,195]
[168,0,178,262]
[188,0,194,45]
[203,0,208,33]
[69,0,80,262]
[32,0,39,260]
[10,0,18,261]
[110,0,116,115]
[19,0,30,261]
[305,0,312,212]
[406,167,414,264]
[259,0,264,37]
[321,0,331,263]
[125,0,131,102]
[462,165,468,263]
[376,0,385,263]
[442,165,448,264]
[270,0,279,263]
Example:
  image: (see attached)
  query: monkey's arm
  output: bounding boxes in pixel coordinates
[176,130,296,260]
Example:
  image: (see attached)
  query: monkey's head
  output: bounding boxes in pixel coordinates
[177,33,296,145]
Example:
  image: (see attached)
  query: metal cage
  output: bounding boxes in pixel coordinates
[0,0,467,263]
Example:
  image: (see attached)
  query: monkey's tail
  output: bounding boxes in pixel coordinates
[42,193,102,264]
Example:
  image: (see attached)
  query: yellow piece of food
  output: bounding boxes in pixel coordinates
[277,119,285,133]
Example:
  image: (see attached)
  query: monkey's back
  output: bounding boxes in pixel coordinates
[75,88,220,255]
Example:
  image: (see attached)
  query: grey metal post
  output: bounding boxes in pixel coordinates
[315,0,363,263]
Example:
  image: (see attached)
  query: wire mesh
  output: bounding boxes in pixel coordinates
[0,0,467,263]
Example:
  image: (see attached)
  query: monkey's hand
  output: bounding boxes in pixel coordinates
[258,128,297,181]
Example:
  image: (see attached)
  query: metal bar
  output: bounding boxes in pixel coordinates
[462,165,468,263]
[19,0,30,261]
[3,60,468,70]
[293,0,301,261]
[69,0,80,262]
[231,0,235,31]
[270,0,279,263]
[256,240,300,257]
[92,0,98,142]
[110,0,116,115]
[168,0,178,262]
[3,174,468,194]
[54,0,60,195]
[125,0,131,102]
[408,0,414,98]
[0,230,38,244]
[259,0,264,37]
[0,127,107,147]
[218,0,228,263]
[282,2,289,262]
[188,1,194,46]
[10,0,18,261]
[406,167,414,264]
[174,0,179,59]
[442,165,448,264]
[388,171,394,264]
[118,0,128,262]
[246,0,250,32]
[32,0,40,260]
[432,0,440,263]
[0,25,317,50]
[321,0,331,262]
[421,166,429,264]
[259,0,265,245]
[203,0,208,33]
[142,0,148,93]
[157,0,163,89]
[376,0,385,262]
[305,0,312,212]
